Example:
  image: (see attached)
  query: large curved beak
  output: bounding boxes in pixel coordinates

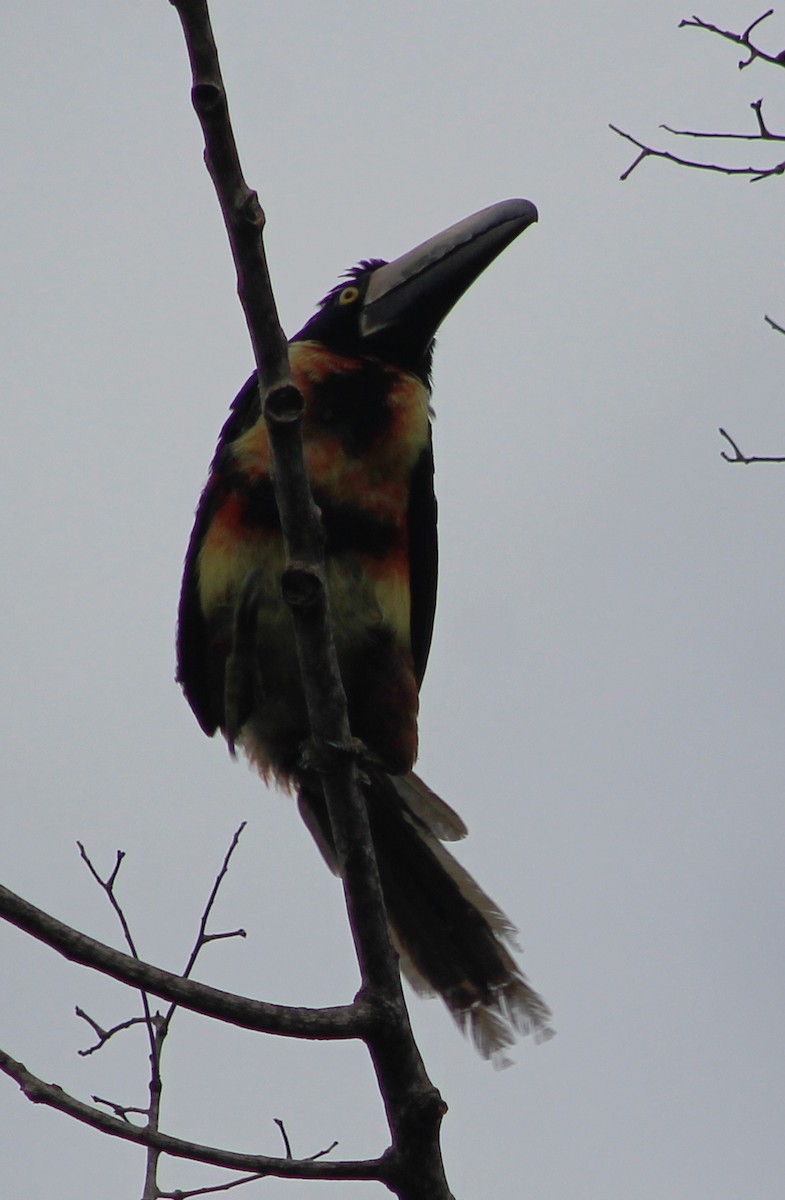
[360,198,538,352]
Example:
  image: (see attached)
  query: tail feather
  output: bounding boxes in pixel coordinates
[297,768,551,1063]
[388,771,468,842]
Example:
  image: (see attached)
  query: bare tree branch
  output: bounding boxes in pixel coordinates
[609,120,785,182]
[0,881,364,1038]
[661,98,785,142]
[0,1049,384,1183]
[612,14,785,467]
[127,1116,322,1200]
[77,843,160,1106]
[612,12,785,180]
[175,824,247,989]
[168,2,453,1196]
[719,427,785,463]
[92,1095,150,1122]
[158,1175,267,1199]
[680,9,783,70]
[78,827,252,1199]
[75,1007,149,1056]
[77,845,141,959]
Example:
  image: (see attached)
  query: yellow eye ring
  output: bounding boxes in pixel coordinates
[338,285,360,306]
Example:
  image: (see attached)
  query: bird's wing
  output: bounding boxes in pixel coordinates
[407,429,438,687]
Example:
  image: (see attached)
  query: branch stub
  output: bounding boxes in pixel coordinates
[281,564,324,611]
[190,81,222,114]
[265,384,304,423]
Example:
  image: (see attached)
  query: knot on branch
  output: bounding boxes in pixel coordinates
[239,189,266,230]
[190,81,222,114]
[265,384,304,424]
[281,563,324,611]
[377,1084,449,1192]
[396,1087,449,1161]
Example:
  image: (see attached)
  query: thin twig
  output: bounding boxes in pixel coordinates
[91,1095,149,1122]
[77,843,157,1047]
[661,99,785,142]
[200,929,246,944]
[75,1007,149,1056]
[178,825,247,985]
[272,1118,338,1164]
[308,1140,340,1162]
[659,123,768,141]
[274,1119,292,1159]
[719,426,785,463]
[157,822,248,1044]
[77,845,140,959]
[159,1176,267,1199]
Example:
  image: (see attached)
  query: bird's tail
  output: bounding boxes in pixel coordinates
[296,767,551,1064]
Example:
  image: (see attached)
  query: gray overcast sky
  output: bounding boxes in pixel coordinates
[2,3,785,1197]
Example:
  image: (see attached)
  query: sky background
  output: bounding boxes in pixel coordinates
[2,3,785,1197]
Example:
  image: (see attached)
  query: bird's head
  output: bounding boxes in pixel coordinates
[293,198,538,383]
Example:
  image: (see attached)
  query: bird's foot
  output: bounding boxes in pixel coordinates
[297,735,369,775]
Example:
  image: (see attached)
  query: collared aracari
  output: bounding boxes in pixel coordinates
[177,199,550,1059]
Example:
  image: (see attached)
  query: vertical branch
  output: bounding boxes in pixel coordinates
[78,844,165,1196]
[141,1016,166,1200]
[168,3,453,1196]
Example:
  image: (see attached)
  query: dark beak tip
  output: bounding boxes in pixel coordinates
[501,197,538,229]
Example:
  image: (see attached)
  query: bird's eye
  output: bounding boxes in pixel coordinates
[338,286,360,306]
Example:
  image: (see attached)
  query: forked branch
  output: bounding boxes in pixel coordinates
[718,427,785,463]
[0,1050,383,1184]
[679,10,783,70]
[612,10,785,181]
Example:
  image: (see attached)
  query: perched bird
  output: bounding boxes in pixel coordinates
[177,199,550,1060]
